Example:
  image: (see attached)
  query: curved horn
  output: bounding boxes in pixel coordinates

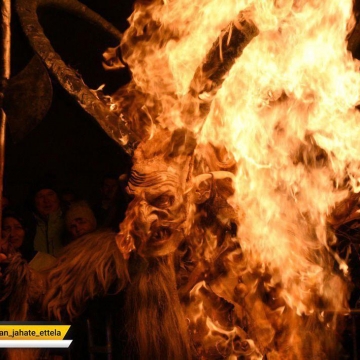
[194,171,235,187]
[16,0,140,154]
[181,10,259,134]
[188,171,235,204]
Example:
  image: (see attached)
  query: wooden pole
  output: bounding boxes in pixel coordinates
[0,0,11,234]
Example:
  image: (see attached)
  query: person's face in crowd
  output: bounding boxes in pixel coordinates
[34,189,61,217]
[68,217,94,239]
[2,217,25,250]
[101,178,118,201]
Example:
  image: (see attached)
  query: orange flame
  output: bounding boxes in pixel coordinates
[118,0,359,357]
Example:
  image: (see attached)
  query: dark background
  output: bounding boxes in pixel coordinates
[5,0,135,205]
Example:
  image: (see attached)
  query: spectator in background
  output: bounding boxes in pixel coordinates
[93,173,120,227]
[65,201,97,241]
[30,180,65,257]
[60,188,79,211]
[1,208,55,272]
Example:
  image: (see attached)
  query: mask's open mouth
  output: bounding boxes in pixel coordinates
[148,227,172,246]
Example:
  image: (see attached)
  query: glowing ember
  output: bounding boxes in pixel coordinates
[112,0,360,358]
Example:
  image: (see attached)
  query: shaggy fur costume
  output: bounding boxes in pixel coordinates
[0,230,128,360]
[43,230,128,321]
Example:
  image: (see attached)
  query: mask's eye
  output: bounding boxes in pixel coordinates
[150,194,175,209]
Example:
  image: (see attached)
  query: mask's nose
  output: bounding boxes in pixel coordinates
[135,200,159,235]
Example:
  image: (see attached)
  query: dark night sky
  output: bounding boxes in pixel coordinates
[5,0,135,205]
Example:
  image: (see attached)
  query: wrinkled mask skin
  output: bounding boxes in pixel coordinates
[116,163,193,259]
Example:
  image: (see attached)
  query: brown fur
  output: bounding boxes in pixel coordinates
[125,255,192,360]
[43,230,129,321]
[1,255,42,360]
[1,253,30,321]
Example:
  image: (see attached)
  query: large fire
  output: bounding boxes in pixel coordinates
[8,0,360,358]
[114,0,360,358]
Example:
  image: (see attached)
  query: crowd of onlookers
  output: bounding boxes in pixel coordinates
[0,173,130,358]
[0,173,129,271]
